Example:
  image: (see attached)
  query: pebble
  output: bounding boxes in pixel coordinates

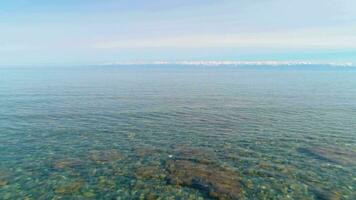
[0,180,8,187]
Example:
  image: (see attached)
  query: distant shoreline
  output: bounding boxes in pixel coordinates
[103,61,354,67]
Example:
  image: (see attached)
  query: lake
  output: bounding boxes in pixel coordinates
[0,65,355,199]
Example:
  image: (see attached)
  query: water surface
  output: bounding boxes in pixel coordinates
[0,65,355,199]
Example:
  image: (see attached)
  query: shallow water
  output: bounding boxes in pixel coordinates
[0,65,355,199]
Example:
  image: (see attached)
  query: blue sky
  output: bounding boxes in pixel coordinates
[0,0,356,66]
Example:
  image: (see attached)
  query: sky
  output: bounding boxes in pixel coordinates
[0,0,356,66]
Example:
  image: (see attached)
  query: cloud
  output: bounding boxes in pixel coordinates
[92,32,356,50]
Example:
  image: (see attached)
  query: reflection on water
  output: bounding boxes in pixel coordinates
[0,65,355,199]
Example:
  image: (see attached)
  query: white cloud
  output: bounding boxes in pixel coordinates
[92,26,356,50]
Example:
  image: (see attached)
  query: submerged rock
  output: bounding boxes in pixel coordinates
[166,159,241,200]
[54,180,84,195]
[82,191,96,198]
[98,176,116,190]
[0,180,8,187]
[312,187,342,200]
[299,146,356,166]
[134,165,165,180]
[145,192,159,200]
[134,147,162,158]
[53,159,83,170]
[132,146,241,199]
[0,169,10,187]
[89,149,123,164]
[173,146,217,164]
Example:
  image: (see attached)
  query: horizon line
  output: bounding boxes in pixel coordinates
[1,60,354,68]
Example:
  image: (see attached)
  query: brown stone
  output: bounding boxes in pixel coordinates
[134,147,163,158]
[166,160,241,200]
[53,159,82,170]
[98,176,116,190]
[135,165,164,180]
[54,180,84,195]
[146,192,159,200]
[0,180,8,187]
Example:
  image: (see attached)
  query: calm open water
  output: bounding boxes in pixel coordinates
[0,65,355,199]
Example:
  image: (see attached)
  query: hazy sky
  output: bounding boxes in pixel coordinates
[1,0,356,65]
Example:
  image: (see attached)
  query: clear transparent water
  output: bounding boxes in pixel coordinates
[0,65,355,199]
